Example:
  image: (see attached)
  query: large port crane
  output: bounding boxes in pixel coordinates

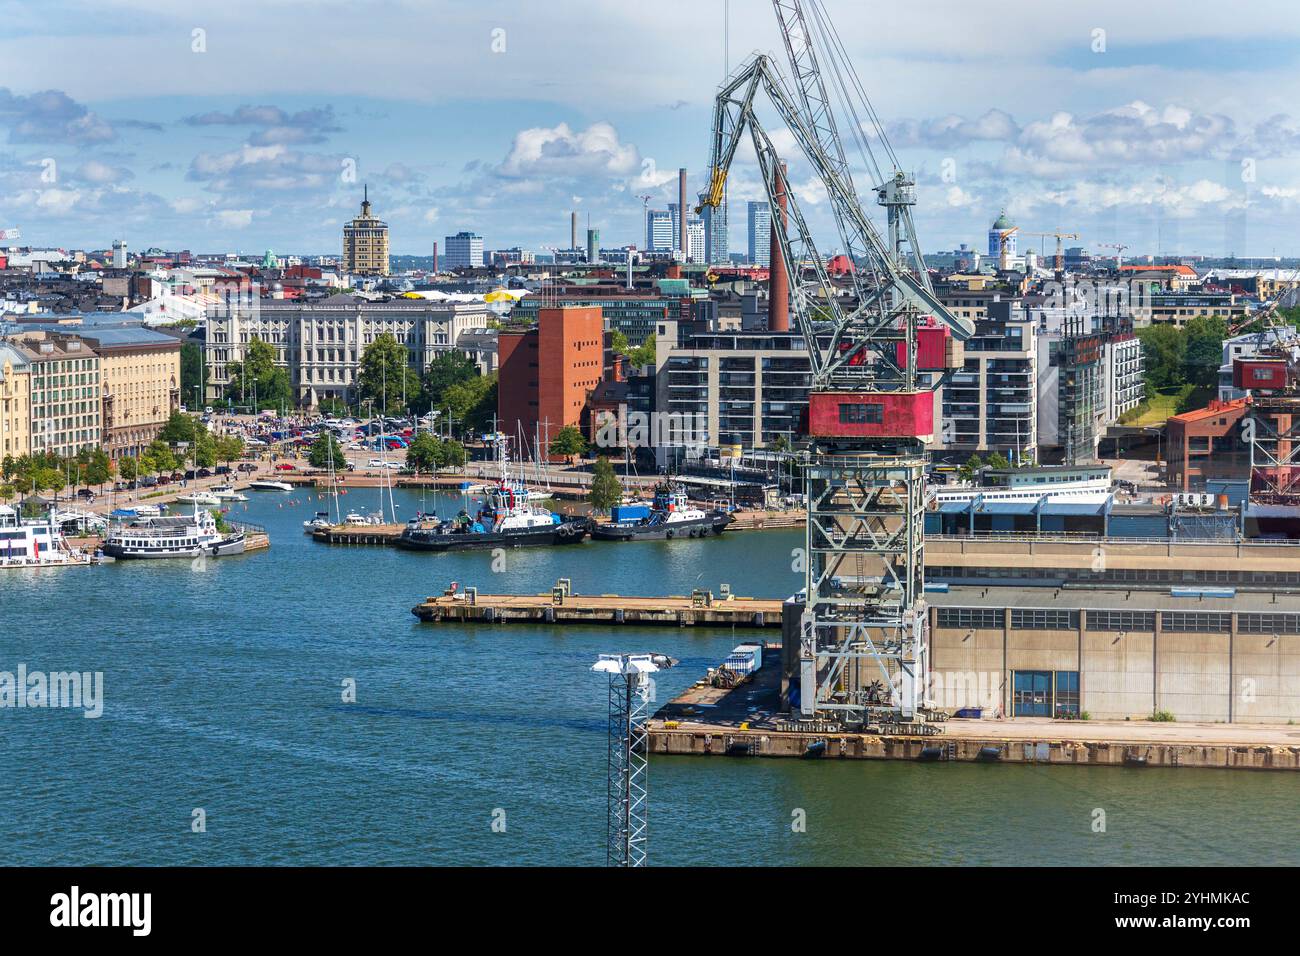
[698,0,974,727]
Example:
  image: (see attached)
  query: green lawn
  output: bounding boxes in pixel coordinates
[1119,385,1194,426]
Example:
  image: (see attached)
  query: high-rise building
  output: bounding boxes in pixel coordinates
[342,186,390,276]
[702,204,728,265]
[669,203,703,258]
[646,210,672,251]
[586,228,600,263]
[112,240,127,270]
[687,221,706,263]
[747,202,771,266]
[444,231,484,270]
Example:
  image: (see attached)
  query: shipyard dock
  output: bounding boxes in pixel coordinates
[649,650,1300,772]
[412,584,783,628]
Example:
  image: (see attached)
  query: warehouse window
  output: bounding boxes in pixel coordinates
[839,402,883,424]
[936,607,1002,629]
[1161,611,1231,633]
[1085,610,1155,632]
[1054,671,1080,717]
[1238,613,1300,634]
[1012,671,1051,717]
[1011,609,1079,630]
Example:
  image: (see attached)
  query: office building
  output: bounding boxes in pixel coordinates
[497,305,604,459]
[75,327,181,460]
[444,232,485,270]
[702,203,728,265]
[204,295,488,407]
[646,210,672,252]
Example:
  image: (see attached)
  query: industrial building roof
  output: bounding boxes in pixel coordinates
[928,585,1300,613]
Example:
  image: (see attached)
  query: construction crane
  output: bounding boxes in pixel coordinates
[697,0,974,728]
[1022,230,1079,274]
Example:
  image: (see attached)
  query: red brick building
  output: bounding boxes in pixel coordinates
[1165,398,1249,490]
[498,305,603,460]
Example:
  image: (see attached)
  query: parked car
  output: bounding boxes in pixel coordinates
[169,472,185,482]
[237,463,258,473]
[275,463,297,471]
[76,488,95,500]
[215,465,232,475]
[367,458,402,470]
[139,476,158,487]
[197,468,212,479]
[157,474,171,485]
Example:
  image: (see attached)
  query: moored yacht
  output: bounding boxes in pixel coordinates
[0,505,84,568]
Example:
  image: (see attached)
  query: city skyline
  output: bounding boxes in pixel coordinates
[0,1,1298,257]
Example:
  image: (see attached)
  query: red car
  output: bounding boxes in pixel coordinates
[275,463,297,471]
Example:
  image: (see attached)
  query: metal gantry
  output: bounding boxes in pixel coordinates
[697,0,973,727]
[592,654,660,867]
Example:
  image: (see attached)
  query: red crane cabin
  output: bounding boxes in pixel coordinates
[806,391,934,442]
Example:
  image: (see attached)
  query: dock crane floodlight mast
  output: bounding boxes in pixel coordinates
[697,0,974,728]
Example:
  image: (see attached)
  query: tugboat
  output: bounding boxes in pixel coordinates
[591,483,732,541]
[396,437,588,552]
[102,504,245,559]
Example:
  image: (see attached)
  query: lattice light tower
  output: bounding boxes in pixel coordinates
[697,0,974,727]
[592,653,660,867]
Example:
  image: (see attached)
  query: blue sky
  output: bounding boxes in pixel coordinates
[0,0,1298,258]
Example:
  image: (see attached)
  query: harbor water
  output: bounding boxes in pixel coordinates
[1,487,1295,866]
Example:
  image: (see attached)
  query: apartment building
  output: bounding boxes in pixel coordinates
[0,344,31,459]
[654,319,812,455]
[76,327,181,460]
[940,299,1037,456]
[11,331,102,457]
[204,295,488,406]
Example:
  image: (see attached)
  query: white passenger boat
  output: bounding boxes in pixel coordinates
[102,505,245,560]
[0,505,85,568]
[211,485,249,502]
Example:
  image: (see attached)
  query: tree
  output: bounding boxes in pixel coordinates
[416,351,479,414]
[85,447,111,487]
[142,440,177,476]
[309,433,347,471]
[358,333,420,415]
[549,424,587,460]
[33,466,65,501]
[405,433,442,474]
[1137,323,1188,391]
[957,454,984,483]
[442,374,497,433]
[984,451,1010,471]
[118,456,138,482]
[1184,315,1228,391]
[441,439,467,470]
[609,330,630,354]
[588,456,623,513]
[215,435,245,466]
[0,483,13,503]
[626,335,656,368]
[766,435,792,453]
[180,341,203,406]
[223,337,292,409]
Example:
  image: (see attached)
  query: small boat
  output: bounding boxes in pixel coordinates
[304,511,333,532]
[397,482,588,552]
[248,480,294,492]
[591,483,733,541]
[212,485,249,502]
[344,511,384,526]
[177,491,221,506]
[133,504,164,518]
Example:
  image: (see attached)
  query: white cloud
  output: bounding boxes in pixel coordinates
[212,209,253,229]
[499,121,640,179]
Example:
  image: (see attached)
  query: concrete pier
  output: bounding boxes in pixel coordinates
[412,587,784,628]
